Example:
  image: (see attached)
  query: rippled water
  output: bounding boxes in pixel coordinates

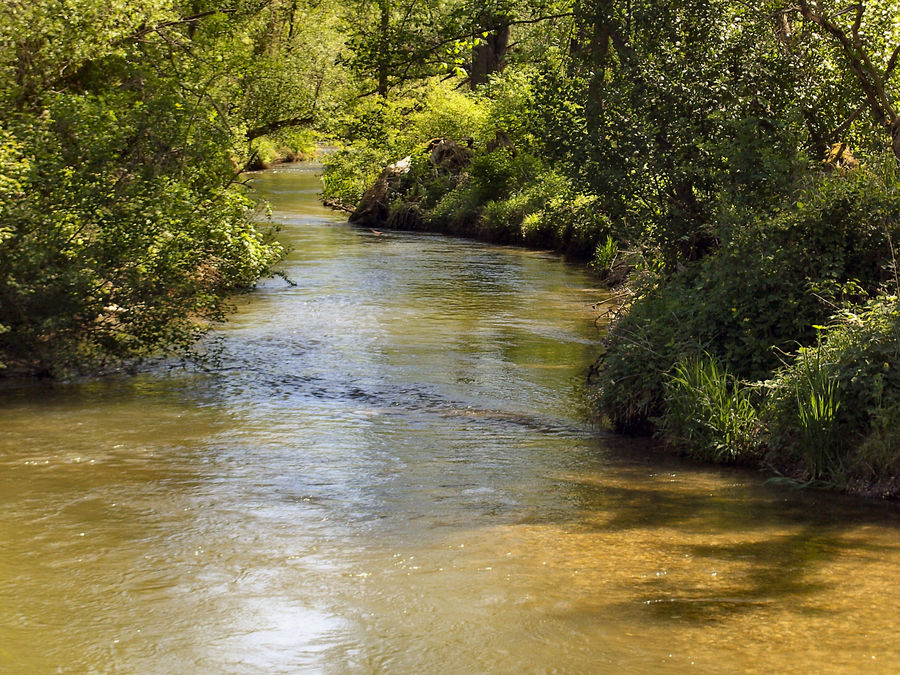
[1,165,898,673]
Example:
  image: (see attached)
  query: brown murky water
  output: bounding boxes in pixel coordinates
[1,165,898,673]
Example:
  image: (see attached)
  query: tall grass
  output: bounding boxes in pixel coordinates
[661,354,758,461]
[794,349,842,480]
[591,235,619,273]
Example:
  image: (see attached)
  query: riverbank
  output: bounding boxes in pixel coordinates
[325,130,900,500]
[326,137,615,266]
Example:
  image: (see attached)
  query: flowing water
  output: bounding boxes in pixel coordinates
[1,165,898,673]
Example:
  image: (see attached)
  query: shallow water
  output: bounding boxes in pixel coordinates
[1,165,898,673]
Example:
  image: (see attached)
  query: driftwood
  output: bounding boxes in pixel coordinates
[349,138,471,228]
[349,156,412,227]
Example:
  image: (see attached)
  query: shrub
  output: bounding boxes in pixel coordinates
[593,160,900,434]
[407,82,489,147]
[321,141,396,206]
[429,180,481,231]
[762,296,900,485]
[857,402,900,480]
[0,98,282,376]
[322,72,539,212]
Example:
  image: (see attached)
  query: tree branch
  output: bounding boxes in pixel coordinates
[885,44,900,81]
[850,3,863,41]
[132,9,238,41]
[406,12,575,70]
[797,1,894,125]
[246,115,314,141]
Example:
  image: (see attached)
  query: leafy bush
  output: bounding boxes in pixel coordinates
[468,151,541,204]
[321,141,395,206]
[407,82,489,147]
[0,1,346,376]
[857,402,900,480]
[762,297,900,485]
[0,93,282,376]
[429,179,481,231]
[322,73,611,257]
[323,81,490,206]
[593,160,900,433]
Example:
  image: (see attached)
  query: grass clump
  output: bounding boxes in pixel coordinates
[793,349,842,480]
[762,297,900,489]
[660,354,759,462]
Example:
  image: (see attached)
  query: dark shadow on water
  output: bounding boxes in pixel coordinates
[538,446,900,625]
[630,528,835,624]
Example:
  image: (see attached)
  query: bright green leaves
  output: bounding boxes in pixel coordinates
[0,0,305,375]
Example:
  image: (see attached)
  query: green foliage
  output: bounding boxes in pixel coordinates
[793,349,843,480]
[594,160,900,433]
[762,297,900,485]
[0,1,354,374]
[323,83,488,205]
[857,402,900,480]
[661,354,759,462]
[249,129,318,170]
[535,0,812,269]
[0,103,283,374]
[430,180,482,231]
[336,0,573,96]
[409,83,490,145]
[469,151,540,204]
[591,236,618,274]
[322,71,611,257]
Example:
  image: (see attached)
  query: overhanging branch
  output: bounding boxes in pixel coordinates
[247,115,314,141]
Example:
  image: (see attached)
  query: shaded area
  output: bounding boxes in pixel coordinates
[534,455,900,627]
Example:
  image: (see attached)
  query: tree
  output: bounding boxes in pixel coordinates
[0,0,345,374]
[792,0,900,158]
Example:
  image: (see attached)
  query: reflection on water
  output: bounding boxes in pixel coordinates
[1,165,898,673]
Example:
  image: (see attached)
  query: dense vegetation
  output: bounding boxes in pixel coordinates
[321,0,900,496]
[0,0,347,374]
[3,1,900,494]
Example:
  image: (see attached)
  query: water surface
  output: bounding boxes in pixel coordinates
[1,165,898,673]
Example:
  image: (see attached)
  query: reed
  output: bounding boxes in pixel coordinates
[794,349,842,480]
[661,354,758,461]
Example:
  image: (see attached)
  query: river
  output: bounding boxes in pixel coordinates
[1,164,898,673]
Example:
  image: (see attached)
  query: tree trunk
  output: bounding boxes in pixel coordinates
[470,22,510,89]
[288,0,298,40]
[571,0,615,132]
